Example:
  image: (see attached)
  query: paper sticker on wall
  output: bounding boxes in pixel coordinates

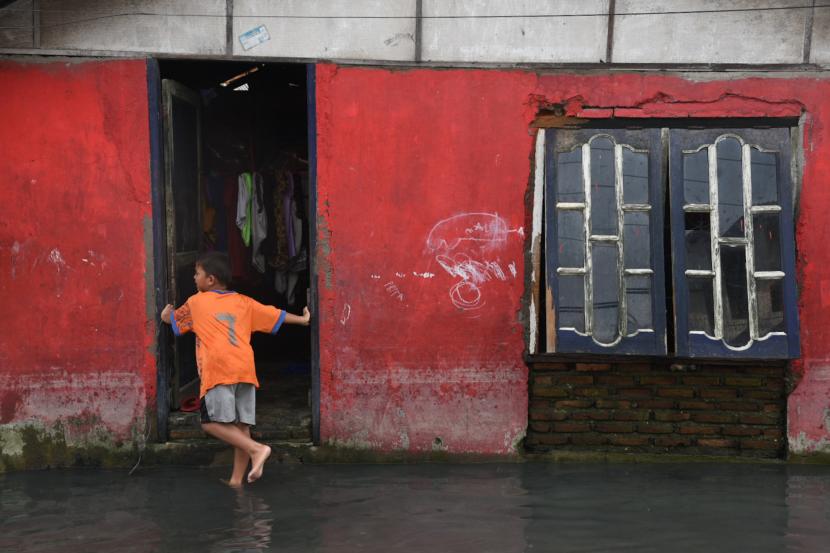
[239,25,271,51]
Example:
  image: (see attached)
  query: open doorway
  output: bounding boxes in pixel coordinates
[156,60,314,444]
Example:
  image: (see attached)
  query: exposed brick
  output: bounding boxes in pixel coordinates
[698,438,737,448]
[596,421,636,433]
[744,366,786,376]
[678,401,715,410]
[654,436,692,447]
[639,422,674,434]
[575,363,612,372]
[701,388,737,399]
[722,425,763,437]
[537,434,569,446]
[739,413,780,425]
[610,435,651,447]
[570,434,610,446]
[596,375,636,386]
[574,387,609,397]
[528,359,785,460]
[555,400,594,409]
[741,438,781,450]
[553,422,591,433]
[762,428,784,438]
[658,388,695,398]
[530,409,555,421]
[533,385,570,398]
[530,422,551,433]
[555,375,594,385]
[614,410,651,421]
[654,411,691,422]
[693,412,738,424]
[533,375,554,386]
[596,400,632,409]
[719,402,761,412]
[534,362,571,372]
[682,376,721,386]
[724,377,763,387]
[764,379,784,391]
[617,362,654,371]
[638,399,675,409]
[571,410,612,421]
[640,375,678,386]
[744,390,781,400]
[679,424,720,435]
[619,388,652,398]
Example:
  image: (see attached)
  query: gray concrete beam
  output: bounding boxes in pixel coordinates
[613,0,808,65]
[810,6,830,64]
[0,0,33,49]
[37,0,226,55]
[232,0,416,60]
[421,0,609,63]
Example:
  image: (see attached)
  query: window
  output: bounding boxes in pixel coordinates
[538,124,799,359]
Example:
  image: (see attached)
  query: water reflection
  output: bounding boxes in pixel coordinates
[209,489,273,552]
[1,463,829,552]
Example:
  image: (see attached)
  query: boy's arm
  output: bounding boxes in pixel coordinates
[161,303,193,336]
[283,307,311,327]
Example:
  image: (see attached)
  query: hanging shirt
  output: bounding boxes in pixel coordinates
[251,172,269,273]
[171,290,286,398]
[236,173,253,247]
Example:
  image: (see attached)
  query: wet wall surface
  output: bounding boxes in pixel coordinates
[2,463,829,552]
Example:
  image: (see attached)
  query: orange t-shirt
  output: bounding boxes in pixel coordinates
[171,290,285,398]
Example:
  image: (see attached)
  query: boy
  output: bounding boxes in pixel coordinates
[161,252,310,486]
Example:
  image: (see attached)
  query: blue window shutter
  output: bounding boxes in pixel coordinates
[669,128,800,359]
[545,128,667,355]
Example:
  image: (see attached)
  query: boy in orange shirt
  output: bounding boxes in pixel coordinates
[161,252,310,486]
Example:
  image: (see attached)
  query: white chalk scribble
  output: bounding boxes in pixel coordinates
[426,212,518,311]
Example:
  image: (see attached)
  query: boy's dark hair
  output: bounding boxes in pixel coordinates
[196,252,231,286]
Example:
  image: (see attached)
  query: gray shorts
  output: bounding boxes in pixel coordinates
[200,383,256,426]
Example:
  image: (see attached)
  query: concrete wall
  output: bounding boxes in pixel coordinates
[421,0,609,64]
[315,65,830,456]
[0,0,827,67]
[614,0,809,64]
[232,0,416,60]
[0,58,156,470]
[812,6,830,65]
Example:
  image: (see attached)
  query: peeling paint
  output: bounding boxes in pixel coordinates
[1,59,155,470]
[790,431,830,455]
[315,64,830,458]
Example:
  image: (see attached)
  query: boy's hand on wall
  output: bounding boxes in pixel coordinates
[161,304,174,324]
[302,307,311,326]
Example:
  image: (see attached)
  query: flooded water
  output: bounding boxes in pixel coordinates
[2,462,830,552]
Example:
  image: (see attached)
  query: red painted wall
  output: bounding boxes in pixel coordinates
[0,59,154,447]
[316,65,830,455]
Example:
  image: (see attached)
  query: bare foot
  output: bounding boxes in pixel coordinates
[221,478,243,488]
[247,445,271,483]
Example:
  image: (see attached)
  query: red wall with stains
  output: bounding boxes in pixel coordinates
[316,64,830,455]
[0,59,155,448]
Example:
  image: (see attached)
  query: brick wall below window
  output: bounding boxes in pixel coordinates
[526,361,786,458]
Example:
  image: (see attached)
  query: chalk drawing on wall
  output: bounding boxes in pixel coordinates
[340,303,351,326]
[426,212,519,311]
[384,281,405,302]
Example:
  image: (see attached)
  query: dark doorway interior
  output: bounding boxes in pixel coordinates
[159,60,312,443]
